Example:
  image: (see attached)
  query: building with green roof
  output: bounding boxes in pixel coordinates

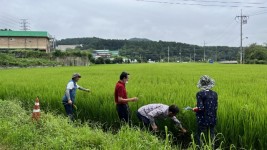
[0,30,52,52]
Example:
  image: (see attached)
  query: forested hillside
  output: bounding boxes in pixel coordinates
[57,37,239,62]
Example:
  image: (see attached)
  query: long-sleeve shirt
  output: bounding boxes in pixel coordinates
[195,89,218,126]
[138,104,182,128]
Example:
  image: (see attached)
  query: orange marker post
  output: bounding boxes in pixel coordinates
[32,97,41,121]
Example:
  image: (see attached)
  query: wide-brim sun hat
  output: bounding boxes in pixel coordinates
[197,75,215,90]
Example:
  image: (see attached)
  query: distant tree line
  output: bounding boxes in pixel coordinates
[1,42,266,66]
[93,56,124,64]
[244,44,267,64]
[57,37,240,62]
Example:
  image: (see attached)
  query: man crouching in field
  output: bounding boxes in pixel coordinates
[62,73,90,121]
[137,103,187,133]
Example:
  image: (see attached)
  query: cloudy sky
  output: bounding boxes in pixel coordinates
[1,0,266,47]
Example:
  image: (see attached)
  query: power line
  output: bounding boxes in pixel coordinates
[249,11,267,16]
[0,16,19,24]
[207,20,238,45]
[235,10,248,64]
[248,9,267,14]
[0,13,20,23]
[136,0,267,9]
[0,19,18,29]
[203,41,206,61]
[247,8,267,16]
[172,0,265,5]
[0,13,20,30]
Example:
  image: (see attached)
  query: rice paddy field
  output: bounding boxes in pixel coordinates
[0,63,266,149]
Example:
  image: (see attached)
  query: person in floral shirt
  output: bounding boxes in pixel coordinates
[192,75,218,147]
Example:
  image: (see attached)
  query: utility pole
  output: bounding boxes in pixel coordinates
[20,19,30,31]
[243,37,248,63]
[193,46,196,62]
[203,41,206,62]
[235,10,248,64]
[168,46,169,63]
[216,46,218,62]
[190,53,191,62]
[53,36,56,50]
[20,19,30,49]
[179,46,181,62]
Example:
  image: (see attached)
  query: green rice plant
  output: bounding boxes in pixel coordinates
[0,63,267,149]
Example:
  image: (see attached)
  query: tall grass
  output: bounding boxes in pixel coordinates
[0,63,266,149]
[0,99,175,150]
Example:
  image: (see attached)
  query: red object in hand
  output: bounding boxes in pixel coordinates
[193,107,199,112]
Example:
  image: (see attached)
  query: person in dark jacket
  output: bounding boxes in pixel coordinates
[192,75,218,147]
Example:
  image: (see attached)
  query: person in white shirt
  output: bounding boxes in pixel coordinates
[62,73,90,121]
[137,103,186,133]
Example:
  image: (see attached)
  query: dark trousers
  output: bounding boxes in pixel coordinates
[136,111,150,128]
[64,104,74,121]
[116,104,130,123]
[196,125,215,148]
